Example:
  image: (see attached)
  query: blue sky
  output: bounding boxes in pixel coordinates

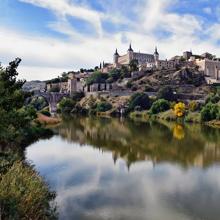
[1,0,220,80]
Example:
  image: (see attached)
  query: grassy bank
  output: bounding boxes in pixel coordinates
[0,157,57,220]
[129,109,220,128]
[0,59,57,219]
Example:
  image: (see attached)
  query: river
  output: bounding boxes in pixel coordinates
[25,116,220,220]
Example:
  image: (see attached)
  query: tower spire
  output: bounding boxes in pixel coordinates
[114,48,119,55]
[128,43,133,52]
[154,46,159,55]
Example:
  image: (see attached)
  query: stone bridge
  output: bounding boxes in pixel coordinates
[35,92,69,114]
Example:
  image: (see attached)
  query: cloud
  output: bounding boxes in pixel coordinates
[203,7,212,15]
[19,0,103,36]
[1,0,220,80]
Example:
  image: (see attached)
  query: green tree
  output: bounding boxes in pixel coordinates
[86,71,108,85]
[108,69,121,81]
[129,92,151,111]
[0,58,51,147]
[150,99,170,114]
[201,103,220,121]
[157,86,175,101]
[96,102,112,112]
[58,98,76,113]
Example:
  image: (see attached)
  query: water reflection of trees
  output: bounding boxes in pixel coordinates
[56,116,220,168]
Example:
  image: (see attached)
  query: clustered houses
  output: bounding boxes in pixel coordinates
[46,44,220,95]
[185,52,220,84]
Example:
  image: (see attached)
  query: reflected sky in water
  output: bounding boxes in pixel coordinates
[26,117,220,220]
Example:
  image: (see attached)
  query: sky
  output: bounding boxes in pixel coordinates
[1,0,220,80]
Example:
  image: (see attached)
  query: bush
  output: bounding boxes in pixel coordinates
[174,102,186,117]
[188,100,199,112]
[108,69,121,81]
[58,98,76,113]
[86,71,108,85]
[201,103,220,122]
[205,93,220,104]
[0,161,57,219]
[185,112,201,123]
[96,102,112,112]
[157,86,175,101]
[129,93,151,111]
[30,97,48,111]
[150,99,170,114]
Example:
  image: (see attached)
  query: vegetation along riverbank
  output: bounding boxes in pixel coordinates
[0,59,57,219]
[57,85,220,128]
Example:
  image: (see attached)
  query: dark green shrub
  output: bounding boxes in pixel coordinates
[96,102,112,112]
[86,71,108,85]
[58,98,76,113]
[157,86,175,101]
[150,99,170,114]
[201,103,220,121]
[129,93,151,111]
[205,93,220,104]
[108,69,121,81]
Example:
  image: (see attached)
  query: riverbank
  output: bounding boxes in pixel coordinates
[36,113,61,126]
[129,109,220,128]
[0,59,57,219]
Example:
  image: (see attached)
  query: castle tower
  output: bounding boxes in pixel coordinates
[127,43,134,63]
[113,48,119,67]
[68,73,77,96]
[154,46,159,62]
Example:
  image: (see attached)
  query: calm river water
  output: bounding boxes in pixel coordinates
[26,116,220,220]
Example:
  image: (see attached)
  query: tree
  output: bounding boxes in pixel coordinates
[201,103,220,121]
[96,102,112,112]
[174,102,185,117]
[129,93,151,111]
[86,71,108,85]
[150,99,170,114]
[188,101,199,112]
[108,68,121,81]
[157,86,175,101]
[0,58,52,147]
[129,59,139,72]
[58,98,76,113]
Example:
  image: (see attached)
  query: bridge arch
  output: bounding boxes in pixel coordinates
[35,92,69,114]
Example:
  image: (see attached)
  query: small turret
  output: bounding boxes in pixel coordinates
[127,43,134,63]
[154,46,159,62]
[113,49,119,67]
[128,43,133,52]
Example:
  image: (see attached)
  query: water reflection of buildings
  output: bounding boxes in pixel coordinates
[56,117,220,169]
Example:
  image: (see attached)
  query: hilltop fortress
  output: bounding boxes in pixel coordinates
[45,44,220,98]
[112,44,178,70]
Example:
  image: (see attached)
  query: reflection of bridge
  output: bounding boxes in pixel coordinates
[36,92,69,113]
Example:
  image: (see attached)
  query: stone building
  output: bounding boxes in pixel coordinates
[195,59,220,84]
[46,72,84,94]
[67,72,84,95]
[113,44,156,68]
[47,82,68,92]
[113,44,178,71]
